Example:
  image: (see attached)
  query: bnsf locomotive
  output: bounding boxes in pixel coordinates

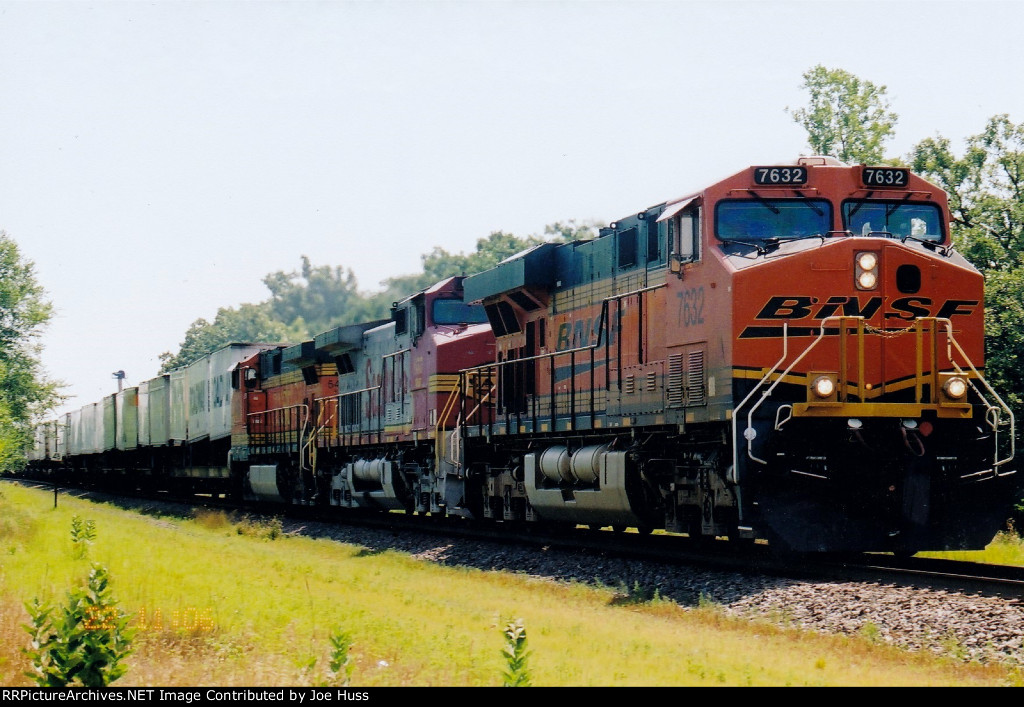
[27,157,1018,554]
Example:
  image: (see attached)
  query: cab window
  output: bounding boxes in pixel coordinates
[433,299,489,325]
[715,199,831,241]
[842,201,944,242]
[672,206,701,262]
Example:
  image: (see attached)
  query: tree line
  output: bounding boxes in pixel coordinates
[155,221,598,372]
[2,64,1022,468]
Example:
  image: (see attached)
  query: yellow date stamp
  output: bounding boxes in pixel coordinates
[85,606,215,631]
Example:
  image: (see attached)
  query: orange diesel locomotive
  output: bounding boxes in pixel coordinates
[456,156,1017,553]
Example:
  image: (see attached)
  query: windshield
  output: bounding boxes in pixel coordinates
[715,199,832,242]
[842,201,944,242]
[432,298,489,325]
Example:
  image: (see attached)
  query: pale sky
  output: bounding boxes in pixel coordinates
[2,0,1023,417]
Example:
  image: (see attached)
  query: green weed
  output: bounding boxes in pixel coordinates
[501,618,530,687]
[235,516,283,540]
[70,516,96,559]
[23,564,134,687]
[860,622,882,644]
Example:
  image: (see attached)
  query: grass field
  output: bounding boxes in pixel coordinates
[1,482,1021,687]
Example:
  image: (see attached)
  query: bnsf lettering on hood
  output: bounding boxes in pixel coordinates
[754,295,978,321]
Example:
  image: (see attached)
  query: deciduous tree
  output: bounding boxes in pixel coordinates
[910,116,1024,421]
[788,65,898,164]
[159,303,304,373]
[911,114,1024,269]
[0,231,59,468]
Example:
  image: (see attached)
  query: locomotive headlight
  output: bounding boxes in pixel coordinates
[938,373,969,405]
[809,373,838,402]
[855,251,879,290]
[857,271,878,289]
[813,376,835,397]
[943,376,967,399]
[857,252,878,271]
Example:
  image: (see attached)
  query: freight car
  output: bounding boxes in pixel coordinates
[31,343,280,494]
[27,156,1019,555]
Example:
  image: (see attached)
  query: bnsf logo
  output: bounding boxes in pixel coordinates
[755,296,978,321]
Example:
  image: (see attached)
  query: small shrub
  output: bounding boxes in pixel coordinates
[23,564,134,686]
[697,591,719,609]
[941,630,969,661]
[309,628,354,687]
[501,618,530,687]
[860,621,882,644]
[608,580,668,606]
[70,516,97,559]
[326,629,354,686]
[236,516,284,540]
[193,509,232,530]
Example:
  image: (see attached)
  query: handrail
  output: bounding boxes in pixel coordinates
[937,318,1015,468]
[315,383,383,403]
[457,282,667,434]
[246,403,309,422]
[731,322,789,477]
[315,383,383,444]
[246,404,310,465]
[443,383,497,477]
[733,316,1015,473]
[434,376,469,474]
[743,317,851,465]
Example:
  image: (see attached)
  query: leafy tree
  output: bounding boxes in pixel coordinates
[788,65,899,164]
[541,219,602,243]
[378,230,543,305]
[982,267,1024,411]
[911,115,1024,269]
[159,302,303,372]
[0,232,59,468]
[910,116,1024,429]
[262,256,368,335]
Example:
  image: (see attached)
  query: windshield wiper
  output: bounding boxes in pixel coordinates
[901,233,950,255]
[747,190,780,214]
[847,192,874,221]
[886,193,914,219]
[718,238,770,255]
[765,233,827,246]
[790,190,824,216]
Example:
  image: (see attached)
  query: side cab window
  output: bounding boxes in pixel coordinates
[671,206,701,269]
[393,295,427,341]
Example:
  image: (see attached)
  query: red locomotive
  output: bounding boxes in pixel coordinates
[28,157,1018,554]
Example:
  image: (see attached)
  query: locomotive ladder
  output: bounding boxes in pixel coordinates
[434,371,496,477]
[733,316,1015,474]
[246,404,318,500]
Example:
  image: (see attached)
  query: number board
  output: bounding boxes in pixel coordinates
[861,167,908,187]
[753,166,808,185]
